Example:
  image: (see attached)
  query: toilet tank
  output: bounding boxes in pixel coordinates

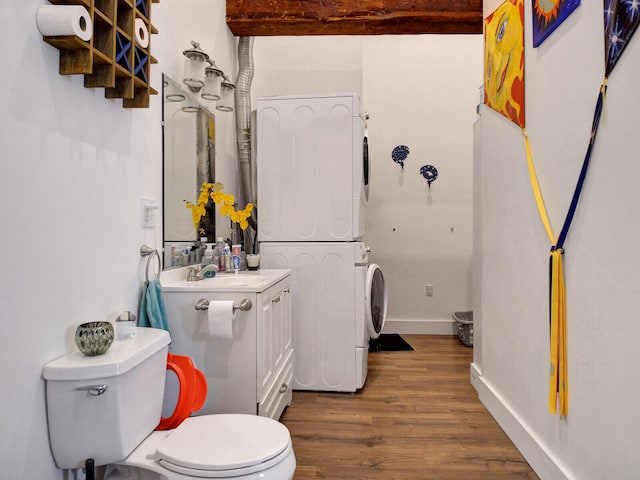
[43,327,170,469]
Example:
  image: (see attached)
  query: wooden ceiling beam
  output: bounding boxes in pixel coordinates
[226,1,483,36]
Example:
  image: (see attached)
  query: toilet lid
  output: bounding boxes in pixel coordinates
[154,414,291,477]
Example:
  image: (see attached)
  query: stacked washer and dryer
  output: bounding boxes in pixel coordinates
[257,93,387,392]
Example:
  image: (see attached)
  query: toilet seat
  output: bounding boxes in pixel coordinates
[157,353,207,430]
[153,415,292,478]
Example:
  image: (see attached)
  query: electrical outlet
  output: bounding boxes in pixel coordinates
[425,284,434,297]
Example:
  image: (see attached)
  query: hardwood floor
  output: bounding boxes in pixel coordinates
[280,335,539,480]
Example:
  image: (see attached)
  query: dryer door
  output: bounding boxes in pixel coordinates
[365,264,387,339]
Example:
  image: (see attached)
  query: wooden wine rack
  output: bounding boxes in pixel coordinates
[41,0,159,108]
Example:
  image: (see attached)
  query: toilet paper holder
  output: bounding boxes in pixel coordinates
[194,298,252,312]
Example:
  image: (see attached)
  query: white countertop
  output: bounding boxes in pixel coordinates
[161,268,291,293]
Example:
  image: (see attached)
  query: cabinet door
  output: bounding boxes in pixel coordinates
[257,278,292,404]
[281,282,293,362]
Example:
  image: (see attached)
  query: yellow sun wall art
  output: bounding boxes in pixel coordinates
[484,0,526,128]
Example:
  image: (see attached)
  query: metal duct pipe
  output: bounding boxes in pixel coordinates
[235,36,257,251]
[195,109,214,187]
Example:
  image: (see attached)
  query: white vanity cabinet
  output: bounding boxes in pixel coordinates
[162,269,293,421]
[257,279,293,419]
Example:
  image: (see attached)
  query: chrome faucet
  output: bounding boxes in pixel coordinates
[186,264,219,281]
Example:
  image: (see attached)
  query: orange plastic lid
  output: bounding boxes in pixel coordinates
[156,353,208,431]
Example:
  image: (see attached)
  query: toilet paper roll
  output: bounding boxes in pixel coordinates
[201,300,235,339]
[36,5,93,42]
[134,18,149,48]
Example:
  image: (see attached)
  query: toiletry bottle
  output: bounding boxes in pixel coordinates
[199,237,208,262]
[232,244,241,273]
[224,245,231,272]
[203,245,214,266]
[216,237,226,272]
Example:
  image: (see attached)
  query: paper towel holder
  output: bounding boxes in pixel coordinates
[194,298,252,312]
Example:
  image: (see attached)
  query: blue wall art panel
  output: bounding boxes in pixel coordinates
[605,0,640,76]
[532,0,581,48]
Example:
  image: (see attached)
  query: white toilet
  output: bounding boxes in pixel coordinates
[43,327,296,479]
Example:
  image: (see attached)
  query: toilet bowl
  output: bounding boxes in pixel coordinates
[43,327,295,479]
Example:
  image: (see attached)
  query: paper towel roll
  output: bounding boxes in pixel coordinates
[201,300,235,339]
[36,5,93,42]
[134,18,149,48]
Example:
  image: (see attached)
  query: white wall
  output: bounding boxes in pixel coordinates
[252,35,364,100]
[253,34,483,333]
[364,35,482,333]
[475,2,640,479]
[0,1,237,477]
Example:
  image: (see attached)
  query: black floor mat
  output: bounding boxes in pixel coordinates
[369,334,414,352]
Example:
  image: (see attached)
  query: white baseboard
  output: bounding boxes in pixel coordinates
[382,318,457,335]
[471,364,574,480]
[470,362,482,391]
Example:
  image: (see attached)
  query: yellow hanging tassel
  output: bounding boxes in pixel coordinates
[549,248,568,416]
[549,250,560,414]
[524,130,570,417]
[559,255,568,417]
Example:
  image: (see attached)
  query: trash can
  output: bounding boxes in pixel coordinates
[453,311,473,347]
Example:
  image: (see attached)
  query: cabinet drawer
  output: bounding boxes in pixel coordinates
[258,354,293,420]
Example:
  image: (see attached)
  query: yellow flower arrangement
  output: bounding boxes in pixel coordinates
[185,182,254,231]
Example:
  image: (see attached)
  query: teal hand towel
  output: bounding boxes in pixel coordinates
[139,279,169,332]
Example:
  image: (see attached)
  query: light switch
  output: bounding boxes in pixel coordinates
[141,198,158,228]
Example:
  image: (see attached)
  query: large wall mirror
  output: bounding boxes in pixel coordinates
[162,73,216,268]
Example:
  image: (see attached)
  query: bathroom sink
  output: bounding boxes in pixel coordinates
[161,269,291,293]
